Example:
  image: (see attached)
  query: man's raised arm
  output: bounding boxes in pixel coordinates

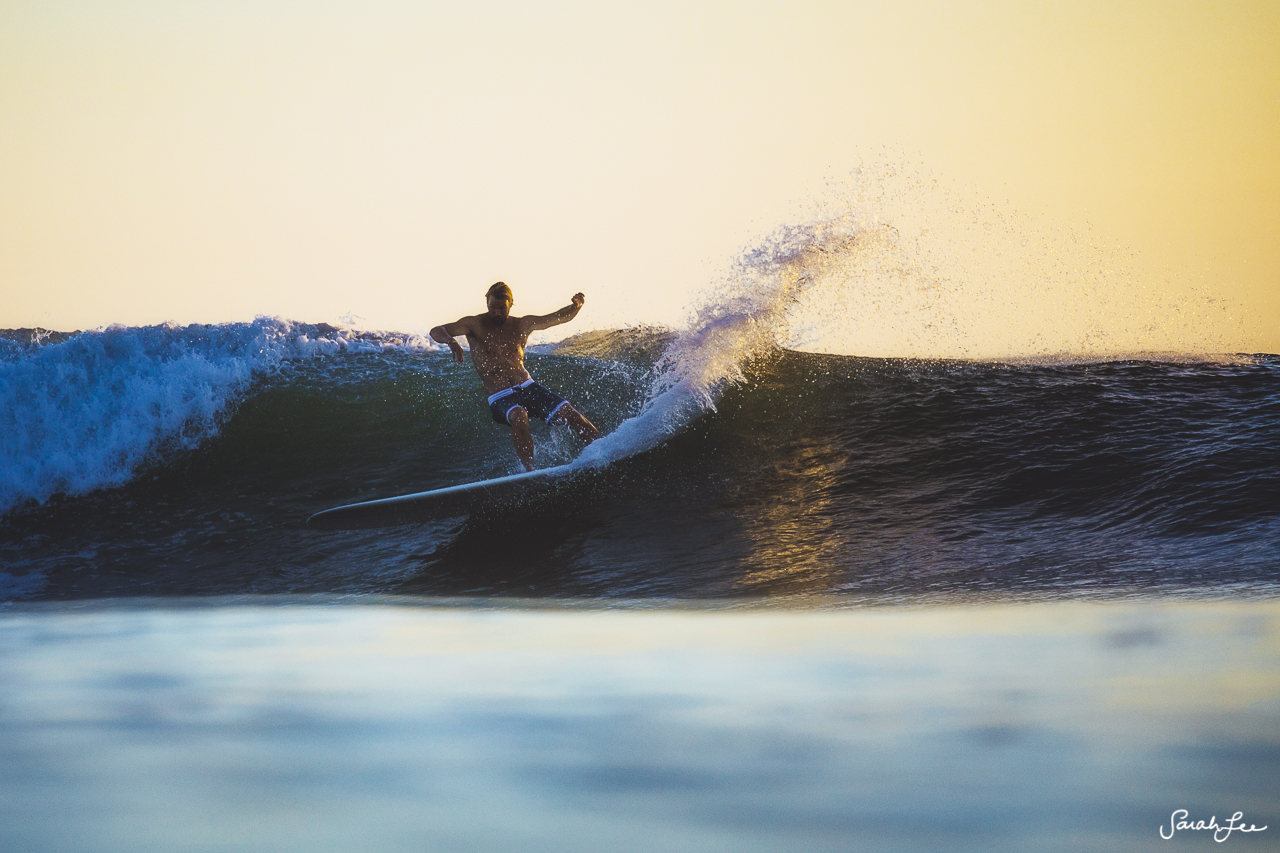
[430,317,473,364]
[527,293,586,332]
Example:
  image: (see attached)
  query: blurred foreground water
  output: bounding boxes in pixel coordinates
[1,597,1276,852]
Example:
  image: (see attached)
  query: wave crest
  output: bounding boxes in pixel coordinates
[0,317,439,515]
[577,217,862,466]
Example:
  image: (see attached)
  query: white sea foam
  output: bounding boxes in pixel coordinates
[0,318,439,516]
[576,217,864,467]
[576,160,1252,469]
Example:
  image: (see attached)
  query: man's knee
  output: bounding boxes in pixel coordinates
[508,406,530,427]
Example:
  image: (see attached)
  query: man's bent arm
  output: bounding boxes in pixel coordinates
[430,318,472,363]
[527,293,586,331]
[429,318,473,342]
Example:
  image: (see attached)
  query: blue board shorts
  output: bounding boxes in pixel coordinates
[487,379,569,426]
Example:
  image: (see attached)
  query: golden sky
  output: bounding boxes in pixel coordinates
[1,0,1276,353]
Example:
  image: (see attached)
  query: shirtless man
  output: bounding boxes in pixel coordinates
[430,282,601,471]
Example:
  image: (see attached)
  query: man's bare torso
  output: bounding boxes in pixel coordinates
[463,314,534,394]
[431,291,585,395]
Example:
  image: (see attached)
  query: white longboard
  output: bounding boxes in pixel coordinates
[307,464,579,531]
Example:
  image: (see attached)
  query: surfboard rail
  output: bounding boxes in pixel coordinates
[306,464,579,530]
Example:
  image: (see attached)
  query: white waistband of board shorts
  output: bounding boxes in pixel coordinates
[486,378,535,405]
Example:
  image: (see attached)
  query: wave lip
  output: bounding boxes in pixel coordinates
[577,218,863,467]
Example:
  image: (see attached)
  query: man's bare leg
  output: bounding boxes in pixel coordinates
[508,407,535,471]
[553,404,602,443]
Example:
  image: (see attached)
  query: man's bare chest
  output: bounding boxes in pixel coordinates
[467,326,527,358]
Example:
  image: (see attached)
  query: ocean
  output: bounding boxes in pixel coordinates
[2,324,1276,602]
[2,221,1278,850]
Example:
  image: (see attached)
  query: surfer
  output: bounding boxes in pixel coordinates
[430,282,601,471]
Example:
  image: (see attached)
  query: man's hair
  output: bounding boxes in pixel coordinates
[486,282,513,302]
